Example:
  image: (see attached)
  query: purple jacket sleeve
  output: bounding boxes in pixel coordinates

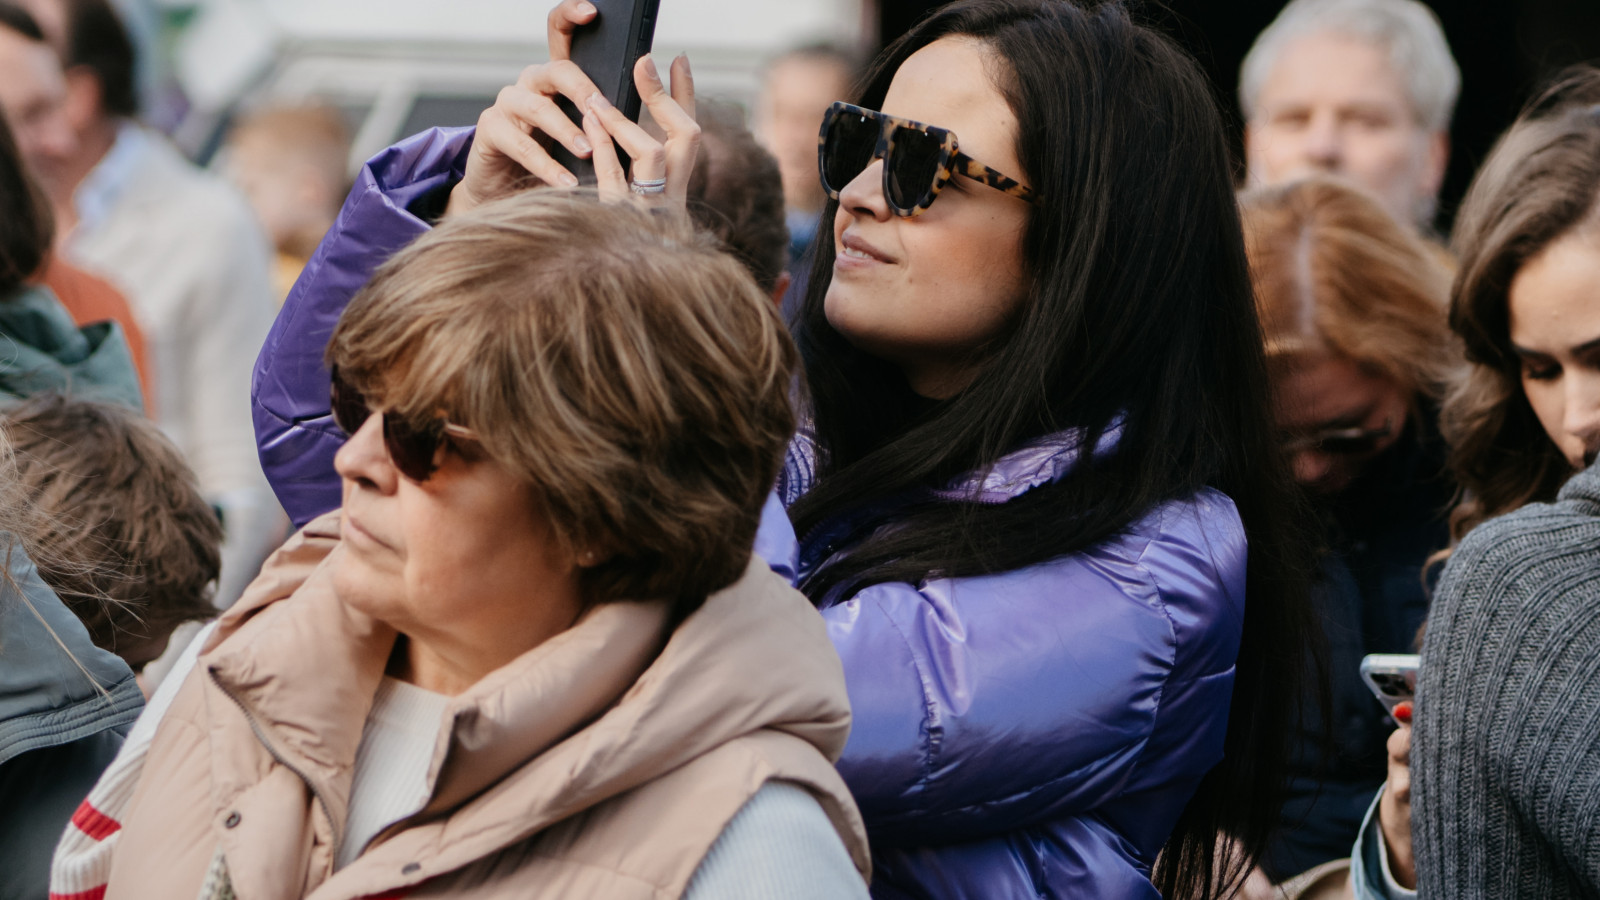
[827,489,1247,884]
[251,127,475,529]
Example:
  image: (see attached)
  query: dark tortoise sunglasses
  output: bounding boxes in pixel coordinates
[818,101,1038,217]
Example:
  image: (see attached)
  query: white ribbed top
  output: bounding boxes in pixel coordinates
[336,677,449,871]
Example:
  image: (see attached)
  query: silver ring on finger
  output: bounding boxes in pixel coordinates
[630,176,668,195]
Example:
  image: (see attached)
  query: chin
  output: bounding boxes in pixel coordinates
[331,551,391,619]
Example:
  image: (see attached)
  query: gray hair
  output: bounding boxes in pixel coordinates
[1240,0,1460,132]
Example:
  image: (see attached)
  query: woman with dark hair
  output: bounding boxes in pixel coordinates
[249,1,1317,896]
[1350,66,1600,900]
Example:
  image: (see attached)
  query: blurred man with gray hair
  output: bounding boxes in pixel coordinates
[1241,0,1459,233]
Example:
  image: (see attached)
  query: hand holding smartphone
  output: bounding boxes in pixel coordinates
[550,0,663,183]
[444,1,696,219]
[1360,653,1420,717]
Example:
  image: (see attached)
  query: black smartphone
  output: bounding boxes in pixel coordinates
[550,0,662,183]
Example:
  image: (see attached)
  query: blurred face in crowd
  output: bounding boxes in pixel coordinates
[333,402,584,694]
[1245,31,1447,230]
[756,54,854,215]
[825,36,1031,399]
[1508,230,1600,471]
[224,131,340,253]
[0,26,75,198]
[1273,352,1410,494]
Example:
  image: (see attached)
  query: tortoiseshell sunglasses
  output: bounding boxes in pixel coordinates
[818,101,1038,217]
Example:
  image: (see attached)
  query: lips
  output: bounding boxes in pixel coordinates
[342,509,393,551]
[839,231,895,265]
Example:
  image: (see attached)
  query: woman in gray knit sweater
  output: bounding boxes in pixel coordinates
[1354,67,1600,899]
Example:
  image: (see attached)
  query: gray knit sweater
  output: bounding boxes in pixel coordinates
[1413,461,1600,898]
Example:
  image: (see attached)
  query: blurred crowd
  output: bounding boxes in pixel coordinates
[0,0,1598,898]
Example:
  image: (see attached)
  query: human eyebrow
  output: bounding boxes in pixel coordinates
[1510,343,1555,359]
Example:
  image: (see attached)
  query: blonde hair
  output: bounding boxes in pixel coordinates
[328,191,798,618]
[1240,176,1455,403]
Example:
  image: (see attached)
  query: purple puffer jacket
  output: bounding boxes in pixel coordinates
[253,127,1248,899]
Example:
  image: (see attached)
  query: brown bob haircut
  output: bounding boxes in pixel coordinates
[1240,176,1455,405]
[1443,66,1600,542]
[327,191,798,620]
[5,393,222,669]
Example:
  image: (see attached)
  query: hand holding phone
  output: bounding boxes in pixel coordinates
[548,0,662,183]
[443,0,698,218]
[1360,653,1420,717]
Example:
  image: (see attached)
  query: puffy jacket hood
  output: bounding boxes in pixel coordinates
[0,541,141,765]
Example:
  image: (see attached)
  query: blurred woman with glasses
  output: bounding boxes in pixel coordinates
[248,0,1321,895]
[1236,176,1456,884]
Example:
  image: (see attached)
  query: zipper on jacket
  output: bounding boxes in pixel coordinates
[207,666,345,867]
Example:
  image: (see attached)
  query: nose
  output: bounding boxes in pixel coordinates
[1563,370,1600,463]
[334,412,399,495]
[838,157,892,221]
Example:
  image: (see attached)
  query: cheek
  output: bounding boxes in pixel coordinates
[1349,132,1418,179]
[1522,377,1567,441]
[906,215,1029,331]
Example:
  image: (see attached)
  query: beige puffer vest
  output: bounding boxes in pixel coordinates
[101,513,870,900]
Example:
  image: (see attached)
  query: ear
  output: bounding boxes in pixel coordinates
[769,271,792,308]
[61,66,104,131]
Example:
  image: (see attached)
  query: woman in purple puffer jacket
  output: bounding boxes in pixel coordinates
[250,1,1317,896]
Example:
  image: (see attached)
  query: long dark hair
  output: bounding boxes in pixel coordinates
[0,106,54,297]
[788,1,1316,896]
[1443,66,1600,543]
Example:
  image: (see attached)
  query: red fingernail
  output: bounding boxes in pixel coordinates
[1393,701,1413,724]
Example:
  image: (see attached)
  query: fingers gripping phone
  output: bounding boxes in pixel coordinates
[1360,653,1420,717]
[550,0,662,183]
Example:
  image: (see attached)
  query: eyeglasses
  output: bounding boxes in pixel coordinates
[329,365,479,482]
[818,101,1038,217]
[1282,417,1395,456]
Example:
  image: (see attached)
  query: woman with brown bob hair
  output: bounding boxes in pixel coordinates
[1238,176,1455,882]
[49,191,871,900]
